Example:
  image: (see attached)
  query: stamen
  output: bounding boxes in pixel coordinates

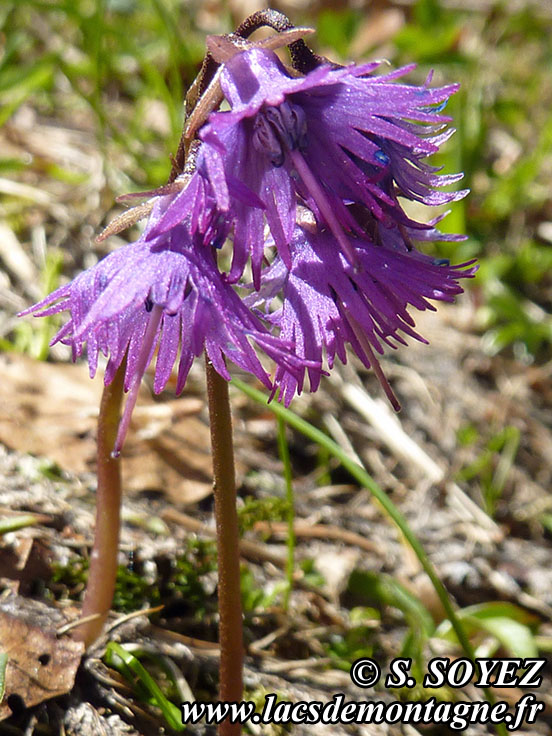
[112,304,164,457]
[253,102,307,166]
[253,114,286,166]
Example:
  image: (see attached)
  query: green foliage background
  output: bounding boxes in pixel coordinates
[1,0,551,359]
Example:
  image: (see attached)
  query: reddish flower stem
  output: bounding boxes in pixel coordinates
[76,361,125,648]
[205,356,243,736]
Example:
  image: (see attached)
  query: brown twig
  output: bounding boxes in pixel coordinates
[254,520,380,555]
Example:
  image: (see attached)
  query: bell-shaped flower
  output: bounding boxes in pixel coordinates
[152,48,466,286]
[248,223,477,407]
[21,215,318,454]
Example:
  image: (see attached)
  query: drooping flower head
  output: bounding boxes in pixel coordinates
[20,13,474,451]
[248,223,476,407]
[152,46,467,286]
[20,205,317,454]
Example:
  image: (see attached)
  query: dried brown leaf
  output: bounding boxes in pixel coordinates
[0,595,84,719]
[0,353,215,505]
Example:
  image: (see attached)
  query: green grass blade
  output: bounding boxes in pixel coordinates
[232,377,506,735]
[0,514,47,535]
[0,652,8,702]
[105,642,185,731]
[276,415,295,611]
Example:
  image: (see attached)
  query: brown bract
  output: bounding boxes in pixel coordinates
[184,27,313,148]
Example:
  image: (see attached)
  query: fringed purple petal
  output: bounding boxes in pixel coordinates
[20,37,470,429]
[196,47,466,270]
[21,221,320,435]
[252,226,476,404]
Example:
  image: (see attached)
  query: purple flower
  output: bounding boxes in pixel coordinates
[152,48,466,285]
[20,24,473,443]
[248,223,477,407]
[21,206,316,454]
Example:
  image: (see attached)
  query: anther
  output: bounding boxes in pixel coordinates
[253,101,307,167]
